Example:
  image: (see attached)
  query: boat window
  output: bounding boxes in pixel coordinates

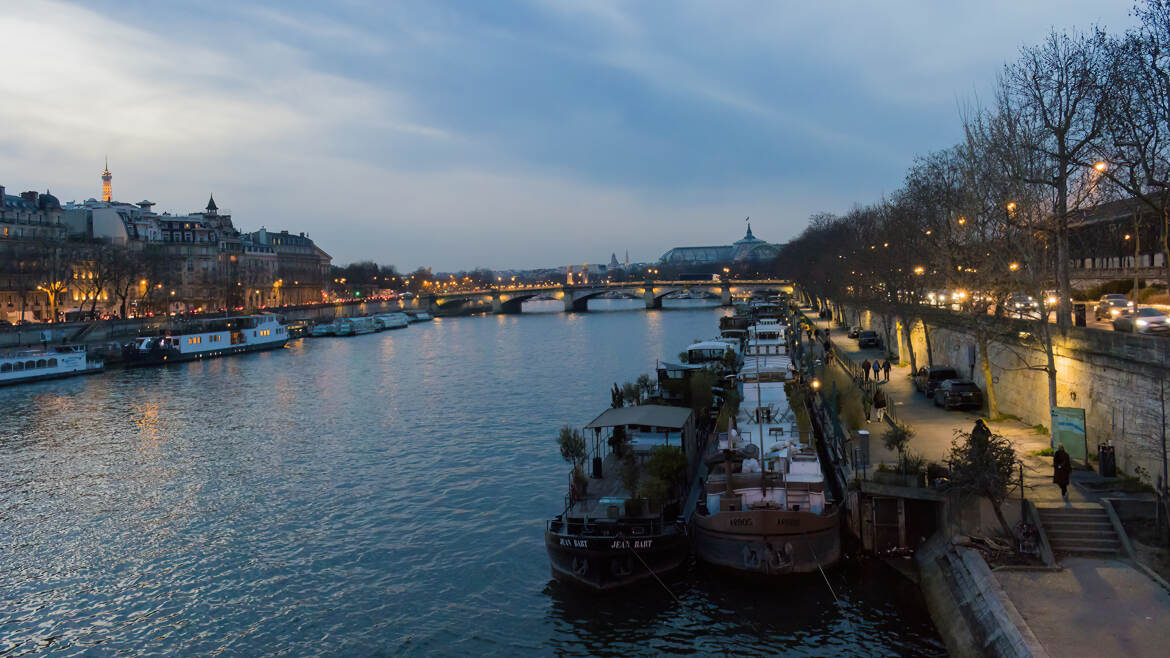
[0,363,10,372]
[48,358,57,367]
[25,360,35,369]
[14,362,23,371]
[36,359,46,368]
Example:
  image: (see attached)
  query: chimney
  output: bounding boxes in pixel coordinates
[0,185,5,208]
[20,191,38,204]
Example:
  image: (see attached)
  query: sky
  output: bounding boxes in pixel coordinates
[0,1,1140,270]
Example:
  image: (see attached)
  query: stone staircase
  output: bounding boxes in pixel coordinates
[1036,503,1121,557]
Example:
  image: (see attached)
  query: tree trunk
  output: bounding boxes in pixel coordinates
[978,334,999,419]
[1056,162,1072,335]
[989,497,1016,539]
[1040,324,1058,412]
[1163,209,1169,295]
[902,320,917,372]
[923,324,935,367]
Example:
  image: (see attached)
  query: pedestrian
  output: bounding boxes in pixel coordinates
[862,391,873,423]
[882,359,892,382]
[861,359,871,382]
[40,329,50,350]
[872,359,881,382]
[1053,444,1071,499]
[873,388,887,423]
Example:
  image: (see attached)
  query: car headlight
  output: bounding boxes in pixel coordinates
[1137,319,1149,326]
[1046,296,1056,305]
[1111,308,1122,316]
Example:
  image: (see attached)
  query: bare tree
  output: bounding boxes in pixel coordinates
[999,28,1112,332]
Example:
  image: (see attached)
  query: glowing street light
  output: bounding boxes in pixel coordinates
[913,266,925,275]
[957,216,967,225]
[1009,262,1020,271]
[1006,202,1017,213]
[1094,161,1108,172]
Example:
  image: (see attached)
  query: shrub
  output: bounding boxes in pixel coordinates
[557,426,586,466]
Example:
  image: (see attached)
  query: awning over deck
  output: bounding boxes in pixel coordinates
[584,404,694,430]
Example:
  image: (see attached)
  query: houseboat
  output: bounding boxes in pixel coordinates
[691,329,840,576]
[310,321,336,337]
[336,316,378,336]
[122,314,289,367]
[376,312,409,330]
[545,405,700,592]
[0,345,104,386]
[406,311,433,322]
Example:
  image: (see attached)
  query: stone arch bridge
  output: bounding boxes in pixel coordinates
[408,280,792,315]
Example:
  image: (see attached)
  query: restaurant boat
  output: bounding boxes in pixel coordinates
[691,324,841,576]
[310,321,336,337]
[0,345,104,386]
[545,405,700,592]
[406,311,433,322]
[122,314,289,367]
[336,316,377,336]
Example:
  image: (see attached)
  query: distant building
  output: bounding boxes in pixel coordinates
[659,223,783,266]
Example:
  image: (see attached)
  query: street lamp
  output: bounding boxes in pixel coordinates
[1094,161,1108,172]
[1009,262,1020,272]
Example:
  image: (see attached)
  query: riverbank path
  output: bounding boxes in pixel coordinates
[800,307,1170,657]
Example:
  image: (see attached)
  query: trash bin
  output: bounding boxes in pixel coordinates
[1098,443,1117,478]
[1073,303,1087,327]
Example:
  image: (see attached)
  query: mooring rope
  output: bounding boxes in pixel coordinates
[617,532,682,605]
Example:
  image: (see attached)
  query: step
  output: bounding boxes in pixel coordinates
[1047,528,1118,541]
[1051,545,1122,556]
[1050,537,1121,551]
[1037,506,1108,516]
[1042,519,1115,531]
[1038,511,1110,523]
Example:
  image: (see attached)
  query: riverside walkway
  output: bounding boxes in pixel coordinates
[802,307,1170,657]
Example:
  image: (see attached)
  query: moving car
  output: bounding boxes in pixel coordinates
[1112,306,1170,335]
[847,326,861,339]
[1094,294,1134,321]
[857,330,882,349]
[1005,293,1038,318]
[933,379,984,410]
[913,366,961,397]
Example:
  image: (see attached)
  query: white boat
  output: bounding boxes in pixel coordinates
[311,321,336,337]
[0,345,104,386]
[406,311,433,322]
[375,313,409,330]
[122,314,288,367]
[337,316,377,336]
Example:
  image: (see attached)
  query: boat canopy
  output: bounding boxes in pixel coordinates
[585,404,693,430]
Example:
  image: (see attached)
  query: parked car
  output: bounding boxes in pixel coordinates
[847,326,861,339]
[1005,293,1038,318]
[1094,294,1134,321]
[857,330,882,349]
[913,366,961,397]
[934,379,984,410]
[1112,306,1170,335]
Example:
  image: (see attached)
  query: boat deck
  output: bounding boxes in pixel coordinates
[566,453,646,519]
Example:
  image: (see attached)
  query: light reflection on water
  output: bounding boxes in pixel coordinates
[0,300,942,656]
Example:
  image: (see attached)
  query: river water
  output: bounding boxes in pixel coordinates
[0,299,944,656]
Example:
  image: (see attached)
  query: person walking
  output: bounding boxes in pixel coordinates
[882,359,892,382]
[872,360,881,382]
[873,388,887,423]
[862,390,873,423]
[1053,444,1071,499]
[861,359,871,383]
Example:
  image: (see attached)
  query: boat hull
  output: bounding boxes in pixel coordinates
[0,364,104,387]
[122,339,288,368]
[691,508,841,575]
[544,527,688,592]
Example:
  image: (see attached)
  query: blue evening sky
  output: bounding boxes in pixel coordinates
[0,1,1138,269]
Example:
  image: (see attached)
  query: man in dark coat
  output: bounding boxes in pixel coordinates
[1053,444,1071,499]
[861,359,871,382]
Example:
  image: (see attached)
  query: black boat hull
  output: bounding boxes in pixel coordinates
[544,528,689,592]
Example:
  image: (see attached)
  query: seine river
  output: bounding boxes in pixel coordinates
[0,299,943,656]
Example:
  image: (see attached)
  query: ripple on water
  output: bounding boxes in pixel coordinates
[0,301,943,655]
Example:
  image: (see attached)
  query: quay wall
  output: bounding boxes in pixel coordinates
[915,534,1049,658]
[0,300,413,349]
[841,303,1169,486]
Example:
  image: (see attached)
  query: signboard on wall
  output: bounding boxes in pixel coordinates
[1051,407,1088,464]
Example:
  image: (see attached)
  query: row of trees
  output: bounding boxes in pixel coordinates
[2,238,179,321]
[778,1,1170,418]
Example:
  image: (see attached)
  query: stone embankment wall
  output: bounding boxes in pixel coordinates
[844,304,1169,485]
[0,300,410,348]
[916,534,1048,658]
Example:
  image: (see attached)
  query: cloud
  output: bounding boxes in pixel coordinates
[0,0,1143,268]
